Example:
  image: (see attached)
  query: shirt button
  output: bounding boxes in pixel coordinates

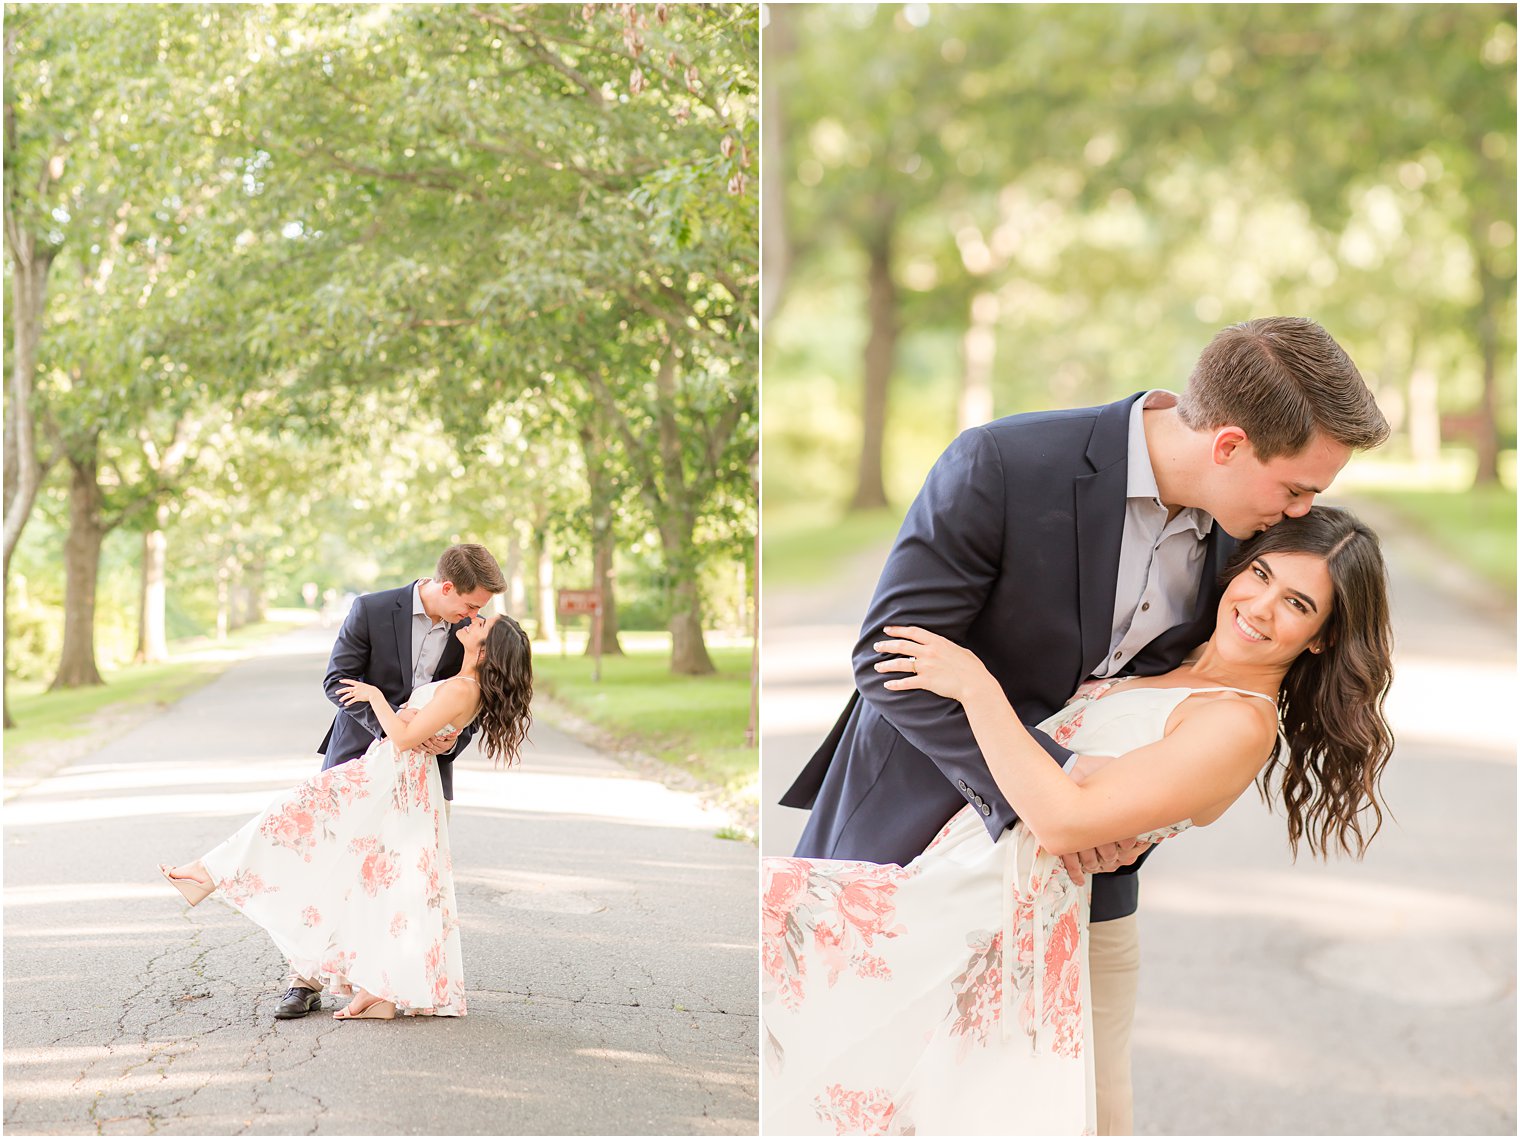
[1113,651,1123,660]
[1141,602,1150,611]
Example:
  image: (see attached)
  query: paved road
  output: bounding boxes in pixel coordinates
[3,623,757,1136]
[760,501,1516,1135]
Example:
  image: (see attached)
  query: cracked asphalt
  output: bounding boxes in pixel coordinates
[3,623,758,1136]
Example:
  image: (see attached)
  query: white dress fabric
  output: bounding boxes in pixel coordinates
[762,679,1276,1135]
[199,678,473,1015]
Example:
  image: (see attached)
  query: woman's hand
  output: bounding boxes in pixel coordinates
[337,679,382,707]
[872,625,996,705]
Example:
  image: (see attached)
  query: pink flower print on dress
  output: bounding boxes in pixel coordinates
[812,922,848,985]
[218,870,278,907]
[348,836,402,897]
[389,912,409,937]
[259,805,319,860]
[417,848,443,908]
[328,761,372,802]
[424,937,455,1006]
[812,1084,907,1136]
[835,874,908,943]
[301,906,322,928]
[320,945,358,981]
[1043,906,1084,1059]
[763,861,810,938]
[761,859,911,1011]
[409,750,432,812]
[1050,706,1086,748]
[948,929,1003,1056]
[761,860,814,1010]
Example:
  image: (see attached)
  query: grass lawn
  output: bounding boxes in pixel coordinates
[5,615,309,770]
[1351,484,1517,594]
[531,633,757,813]
[763,506,903,588]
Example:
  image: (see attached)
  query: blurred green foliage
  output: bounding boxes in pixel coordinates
[764,3,1517,517]
[4,3,758,709]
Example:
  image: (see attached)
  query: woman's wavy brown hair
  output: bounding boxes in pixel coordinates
[1221,507,1395,859]
[473,615,533,767]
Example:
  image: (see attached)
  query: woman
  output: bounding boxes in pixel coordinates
[762,507,1394,1135]
[160,612,532,1020]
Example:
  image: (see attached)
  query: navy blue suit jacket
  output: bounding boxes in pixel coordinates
[781,395,1236,922]
[317,582,477,801]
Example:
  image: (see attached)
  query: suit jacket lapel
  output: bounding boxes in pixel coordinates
[392,586,415,691]
[1075,395,1144,676]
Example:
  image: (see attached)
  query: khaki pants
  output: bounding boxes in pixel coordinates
[1089,912,1140,1136]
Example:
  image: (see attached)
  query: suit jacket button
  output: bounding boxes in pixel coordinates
[957,779,969,793]
[980,803,992,816]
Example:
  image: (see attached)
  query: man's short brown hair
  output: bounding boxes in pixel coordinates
[436,543,506,595]
[1178,317,1390,461]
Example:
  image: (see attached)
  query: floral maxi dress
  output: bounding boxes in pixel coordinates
[761,681,1266,1135]
[199,678,472,1015]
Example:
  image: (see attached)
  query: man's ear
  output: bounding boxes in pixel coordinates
[439,580,455,596]
[1211,426,1250,465]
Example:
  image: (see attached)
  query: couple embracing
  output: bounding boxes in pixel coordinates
[766,317,1398,1135]
[161,543,532,1021]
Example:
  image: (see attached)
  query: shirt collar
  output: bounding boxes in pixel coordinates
[1127,390,1213,539]
[412,581,444,625]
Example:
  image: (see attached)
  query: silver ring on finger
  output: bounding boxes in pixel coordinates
[906,657,918,673]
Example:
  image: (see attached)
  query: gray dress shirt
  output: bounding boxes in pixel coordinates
[1091,390,1214,680]
[411,582,449,689]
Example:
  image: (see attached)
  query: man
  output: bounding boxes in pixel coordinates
[781,317,1388,1133]
[273,542,506,1020]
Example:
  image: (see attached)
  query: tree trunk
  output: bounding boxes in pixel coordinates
[667,556,715,676]
[215,557,233,641]
[2,238,54,727]
[504,531,528,617]
[1408,365,1441,467]
[649,357,715,675]
[134,506,169,663]
[50,448,108,690]
[959,291,998,431]
[1472,257,1502,487]
[243,556,267,626]
[587,525,624,656]
[578,415,624,657]
[760,2,792,326]
[535,529,557,644]
[850,203,898,512]
[3,244,52,583]
[658,513,715,675]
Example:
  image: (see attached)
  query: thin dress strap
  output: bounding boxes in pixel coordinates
[1177,684,1277,706]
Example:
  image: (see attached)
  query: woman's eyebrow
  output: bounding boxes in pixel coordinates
[1258,556,1320,613]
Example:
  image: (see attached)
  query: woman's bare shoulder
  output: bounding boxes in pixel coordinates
[1170,690,1279,759]
[434,676,482,708]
